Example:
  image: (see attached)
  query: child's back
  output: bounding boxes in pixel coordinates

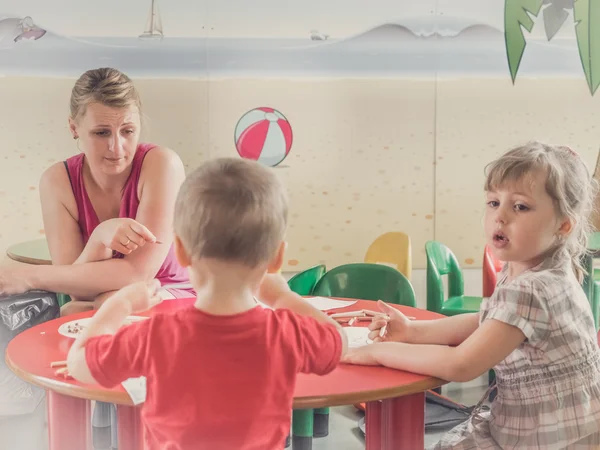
[89,303,341,449]
[70,157,348,450]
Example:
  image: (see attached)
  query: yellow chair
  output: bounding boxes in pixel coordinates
[364,231,412,280]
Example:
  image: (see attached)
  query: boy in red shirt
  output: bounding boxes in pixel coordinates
[66,157,348,450]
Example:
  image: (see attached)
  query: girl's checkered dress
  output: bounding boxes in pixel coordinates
[431,257,600,449]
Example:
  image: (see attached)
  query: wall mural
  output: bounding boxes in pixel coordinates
[0,1,599,273]
[505,0,599,94]
[234,107,293,168]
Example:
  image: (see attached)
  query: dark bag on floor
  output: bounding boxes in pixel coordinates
[0,290,59,351]
[358,390,490,434]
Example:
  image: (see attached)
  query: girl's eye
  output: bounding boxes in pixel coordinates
[515,204,529,211]
[487,200,499,208]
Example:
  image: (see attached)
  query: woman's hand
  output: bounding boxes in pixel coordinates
[89,218,158,256]
[368,300,414,343]
[0,264,33,296]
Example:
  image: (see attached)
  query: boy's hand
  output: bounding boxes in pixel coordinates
[257,273,291,307]
[113,279,163,313]
[368,300,413,343]
[341,344,380,366]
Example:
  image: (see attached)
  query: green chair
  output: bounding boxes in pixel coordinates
[286,265,326,450]
[293,263,416,448]
[425,241,484,316]
[288,264,326,296]
[312,263,416,306]
[57,293,71,307]
[426,241,492,396]
[583,253,600,331]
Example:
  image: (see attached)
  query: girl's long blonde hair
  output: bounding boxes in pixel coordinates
[484,141,598,282]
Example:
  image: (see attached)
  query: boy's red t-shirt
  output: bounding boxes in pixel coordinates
[85,305,342,450]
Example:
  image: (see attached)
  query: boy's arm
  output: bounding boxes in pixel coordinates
[257,274,348,356]
[67,281,161,384]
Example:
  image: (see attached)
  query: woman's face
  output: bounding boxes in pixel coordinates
[69,102,141,176]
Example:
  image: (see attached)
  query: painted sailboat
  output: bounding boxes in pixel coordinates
[139,0,163,41]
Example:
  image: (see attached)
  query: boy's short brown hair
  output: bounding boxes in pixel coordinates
[174,157,288,267]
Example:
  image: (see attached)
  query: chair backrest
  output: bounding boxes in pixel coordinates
[425,241,464,313]
[287,264,326,296]
[312,263,416,306]
[482,245,503,298]
[364,232,412,280]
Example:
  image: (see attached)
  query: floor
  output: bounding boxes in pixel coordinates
[310,375,489,450]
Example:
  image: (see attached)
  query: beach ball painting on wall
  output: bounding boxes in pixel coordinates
[234,107,293,167]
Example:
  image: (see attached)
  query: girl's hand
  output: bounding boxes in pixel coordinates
[368,300,413,343]
[90,218,158,256]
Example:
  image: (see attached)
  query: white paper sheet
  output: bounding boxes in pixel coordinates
[121,376,147,405]
[303,296,358,311]
[343,327,373,348]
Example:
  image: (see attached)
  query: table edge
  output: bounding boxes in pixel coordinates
[6,250,52,266]
[5,352,135,406]
[292,376,447,409]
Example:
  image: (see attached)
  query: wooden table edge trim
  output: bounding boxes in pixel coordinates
[293,376,447,409]
[5,352,136,406]
[6,249,52,266]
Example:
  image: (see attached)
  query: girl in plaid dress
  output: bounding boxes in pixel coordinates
[343,142,600,449]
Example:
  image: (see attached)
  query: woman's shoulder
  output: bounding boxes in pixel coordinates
[137,144,186,192]
[138,144,184,169]
[39,161,72,194]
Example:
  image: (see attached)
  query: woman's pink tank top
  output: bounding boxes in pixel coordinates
[64,143,193,298]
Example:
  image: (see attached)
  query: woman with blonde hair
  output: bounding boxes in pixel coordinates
[0,67,193,311]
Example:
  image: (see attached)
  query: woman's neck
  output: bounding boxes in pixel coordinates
[82,156,133,195]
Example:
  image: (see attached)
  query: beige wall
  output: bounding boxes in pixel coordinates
[1,76,599,272]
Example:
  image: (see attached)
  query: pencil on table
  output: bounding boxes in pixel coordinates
[379,324,387,339]
[50,361,67,368]
[329,310,366,318]
[363,309,384,317]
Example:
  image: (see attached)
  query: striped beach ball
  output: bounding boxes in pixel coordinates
[234,107,293,167]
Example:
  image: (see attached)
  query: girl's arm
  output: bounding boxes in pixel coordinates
[370,301,480,346]
[347,318,526,383]
[26,147,185,298]
[405,312,480,346]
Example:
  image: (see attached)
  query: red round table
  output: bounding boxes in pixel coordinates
[6,297,447,450]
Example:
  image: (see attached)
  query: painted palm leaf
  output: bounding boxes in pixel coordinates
[574,0,600,95]
[542,0,574,40]
[505,0,544,82]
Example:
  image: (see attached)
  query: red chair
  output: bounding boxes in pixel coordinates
[483,245,503,298]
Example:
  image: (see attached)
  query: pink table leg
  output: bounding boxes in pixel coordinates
[365,399,382,450]
[117,405,144,450]
[47,391,91,450]
[366,392,425,450]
